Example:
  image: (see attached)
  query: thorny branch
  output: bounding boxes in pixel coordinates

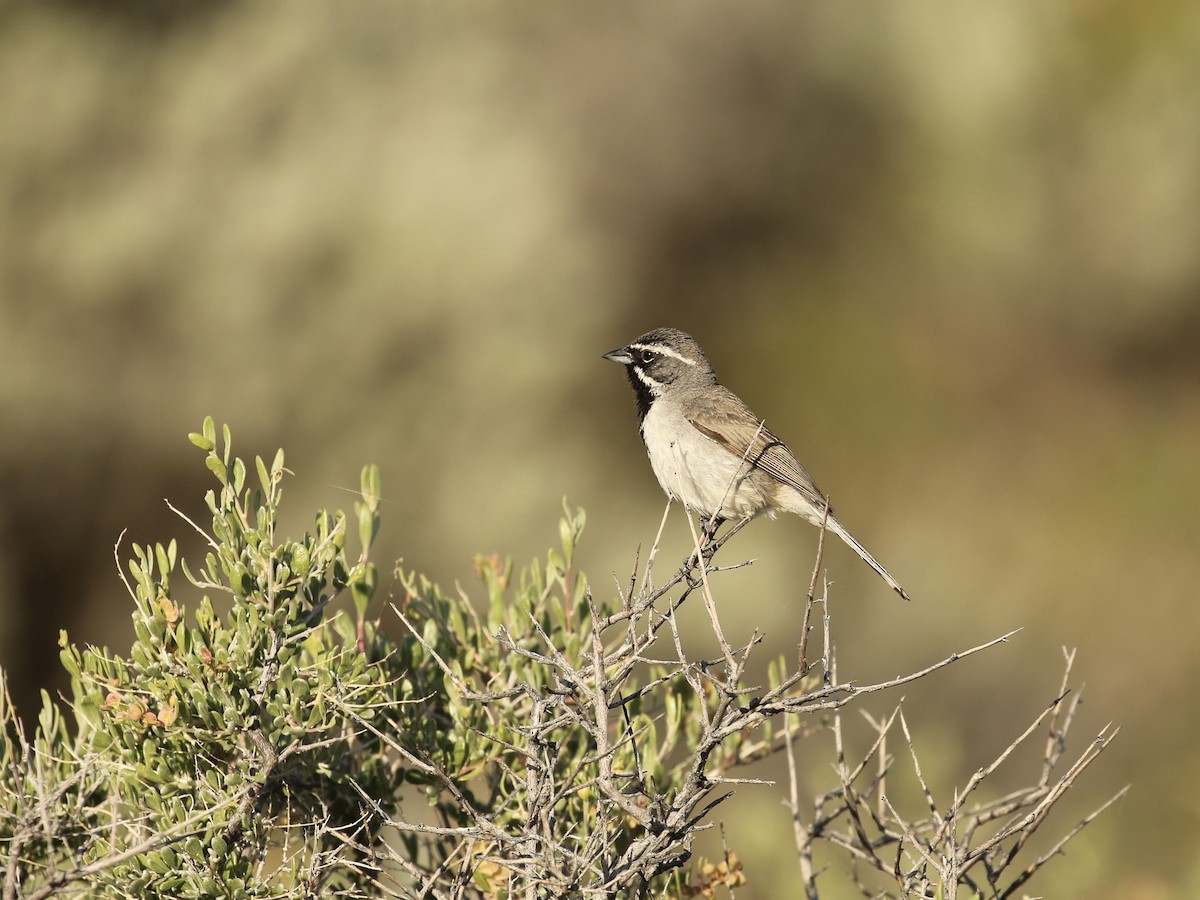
[367,504,1113,898]
[785,646,1124,899]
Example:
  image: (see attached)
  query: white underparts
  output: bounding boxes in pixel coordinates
[640,399,769,520]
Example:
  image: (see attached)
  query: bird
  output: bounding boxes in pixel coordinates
[604,327,910,601]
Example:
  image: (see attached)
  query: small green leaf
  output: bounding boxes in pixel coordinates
[154,543,170,579]
[351,562,377,616]
[358,502,379,552]
[206,457,228,486]
[59,646,80,679]
[188,432,215,451]
[361,464,380,503]
[291,544,310,578]
[560,515,574,566]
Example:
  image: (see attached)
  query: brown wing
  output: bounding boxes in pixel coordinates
[687,386,827,511]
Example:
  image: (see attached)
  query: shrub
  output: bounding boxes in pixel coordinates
[0,419,1119,899]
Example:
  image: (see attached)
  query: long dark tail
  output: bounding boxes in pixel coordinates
[826,517,911,601]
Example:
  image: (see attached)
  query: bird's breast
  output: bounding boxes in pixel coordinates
[640,401,769,519]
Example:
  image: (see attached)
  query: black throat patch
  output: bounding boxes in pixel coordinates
[626,367,655,426]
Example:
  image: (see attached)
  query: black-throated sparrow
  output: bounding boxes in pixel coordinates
[604,327,910,601]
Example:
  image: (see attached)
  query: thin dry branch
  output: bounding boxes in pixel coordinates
[788,648,1118,899]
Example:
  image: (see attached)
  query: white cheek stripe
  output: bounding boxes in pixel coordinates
[629,342,698,366]
[632,366,664,394]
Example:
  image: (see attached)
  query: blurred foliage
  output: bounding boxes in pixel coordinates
[1,3,1198,897]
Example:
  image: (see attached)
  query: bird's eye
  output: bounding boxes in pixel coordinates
[638,349,657,365]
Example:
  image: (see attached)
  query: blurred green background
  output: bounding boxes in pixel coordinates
[2,2,1198,896]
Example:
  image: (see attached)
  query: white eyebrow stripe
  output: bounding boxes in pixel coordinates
[629,342,698,366]
[632,366,664,394]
